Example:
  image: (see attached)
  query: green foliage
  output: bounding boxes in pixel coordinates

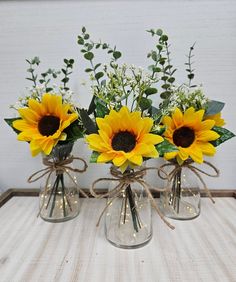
[156,139,178,157]
[90,151,100,163]
[4,118,21,134]
[25,56,75,93]
[61,59,74,91]
[63,120,84,142]
[211,126,235,147]
[205,100,225,116]
[185,43,196,87]
[147,29,176,101]
[79,109,97,134]
[139,97,152,111]
[144,87,158,96]
[77,26,124,117]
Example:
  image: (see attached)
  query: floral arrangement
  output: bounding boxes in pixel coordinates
[144,29,234,164]
[144,29,235,218]
[5,57,84,156]
[5,57,87,222]
[77,27,176,242]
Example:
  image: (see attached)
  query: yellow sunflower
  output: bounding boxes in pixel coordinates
[205,112,225,127]
[86,106,163,172]
[13,93,78,156]
[162,107,220,164]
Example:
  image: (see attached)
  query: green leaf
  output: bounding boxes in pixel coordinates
[84,33,90,40]
[160,91,172,99]
[63,120,84,142]
[156,29,163,36]
[102,43,108,49]
[205,100,225,116]
[161,83,171,90]
[139,97,152,111]
[27,68,34,73]
[85,68,93,73]
[156,139,178,157]
[90,151,100,163]
[168,77,175,83]
[94,63,101,70]
[84,52,94,61]
[61,77,69,83]
[160,34,168,41]
[188,73,194,80]
[113,51,122,60]
[95,101,109,118]
[95,72,104,80]
[144,87,158,96]
[161,76,168,81]
[151,51,158,61]
[4,118,21,134]
[79,108,97,134]
[82,26,86,33]
[211,126,235,147]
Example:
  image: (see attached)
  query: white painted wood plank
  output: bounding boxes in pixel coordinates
[0,1,235,191]
[0,197,235,282]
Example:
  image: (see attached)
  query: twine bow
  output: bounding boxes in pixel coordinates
[28,156,88,216]
[158,160,220,203]
[91,166,175,230]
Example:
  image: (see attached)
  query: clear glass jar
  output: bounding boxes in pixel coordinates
[159,161,200,220]
[39,142,80,222]
[105,166,152,249]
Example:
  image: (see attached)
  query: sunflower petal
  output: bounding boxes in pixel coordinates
[164,151,178,160]
[97,152,115,163]
[197,142,216,156]
[189,146,203,163]
[113,155,127,167]
[172,108,183,127]
[197,130,220,141]
[139,133,163,145]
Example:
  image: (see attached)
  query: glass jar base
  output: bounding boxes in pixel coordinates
[105,222,152,249]
[40,211,80,223]
[159,198,200,220]
[106,233,152,249]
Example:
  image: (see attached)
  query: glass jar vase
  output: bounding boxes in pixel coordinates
[39,142,80,222]
[159,161,200,220]
[105,166,152,249]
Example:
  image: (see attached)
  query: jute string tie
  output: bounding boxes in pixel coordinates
[28,156,88,216]
[158,160,220,203]
[91,166,175,230]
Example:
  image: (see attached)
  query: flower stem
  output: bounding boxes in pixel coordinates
[171,169,182,214]
[60,174,66,217]
[49,175,60,217]
[126,184,139,233]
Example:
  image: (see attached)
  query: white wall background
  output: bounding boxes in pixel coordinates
[0,0,235,192]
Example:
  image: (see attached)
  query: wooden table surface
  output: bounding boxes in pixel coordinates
[0,197,235,282]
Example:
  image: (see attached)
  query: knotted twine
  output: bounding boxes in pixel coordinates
[158,160,220,203]
[28,156,88,216]
[91,166,175,230]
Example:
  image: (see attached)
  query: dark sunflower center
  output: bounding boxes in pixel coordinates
[173,126,195,148]
[38,115,60,136]
[111,131,136,153]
